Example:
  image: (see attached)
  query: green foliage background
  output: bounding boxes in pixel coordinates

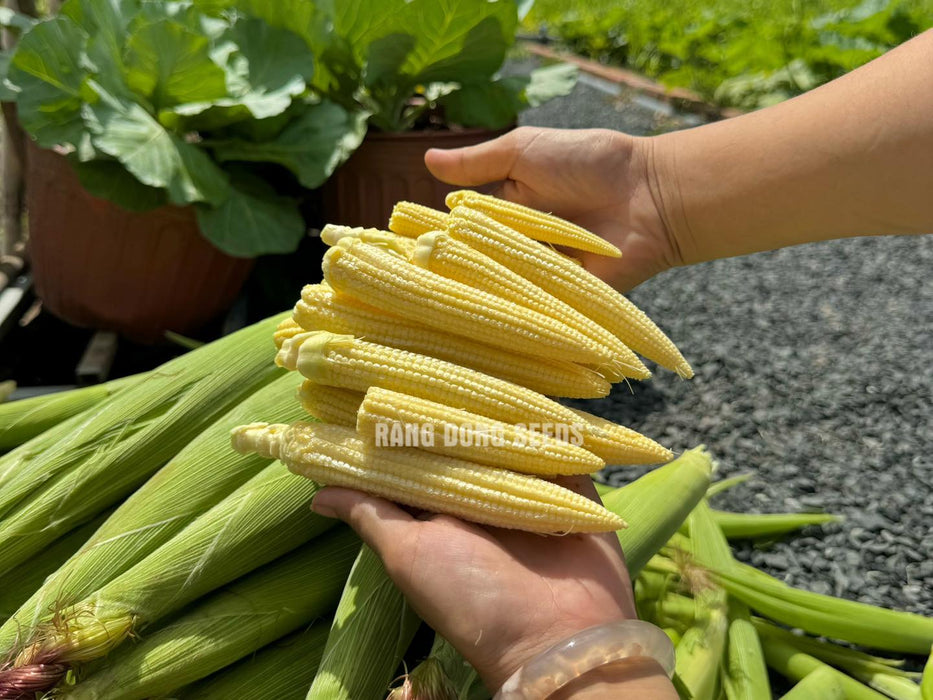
[526,0,932,108]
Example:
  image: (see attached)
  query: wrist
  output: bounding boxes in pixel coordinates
[633,133,696,270]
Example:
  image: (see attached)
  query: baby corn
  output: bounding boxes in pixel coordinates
[275,331,582,427]
[232,422,627,533]
[447,206,693,377]
[410,230,649,380]
[389,201,448,237]
[357,387,604,476]
[298,382,363,427]
[446,190,622,258]
[320,224,416,255]
[322,238,611,364]
[291,285,610,399]
[569,407,673,465]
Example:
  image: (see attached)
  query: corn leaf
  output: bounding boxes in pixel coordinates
[0,371,306,651]
[0,314,287,580]
[306,544,422,700]
[176,626,331,700]
[64,529,359,699]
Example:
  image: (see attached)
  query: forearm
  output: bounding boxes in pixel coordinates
[645,29,933,266]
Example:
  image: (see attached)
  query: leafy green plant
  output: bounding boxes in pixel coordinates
[528,0,929,110]
[1,0,576,257]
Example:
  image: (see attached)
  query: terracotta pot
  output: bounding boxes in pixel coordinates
[324,127,511,228]
[25,144,254,343]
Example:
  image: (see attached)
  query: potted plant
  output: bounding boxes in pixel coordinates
[1,0,575,339]
[1,0,367,339]
[241,0,579,226]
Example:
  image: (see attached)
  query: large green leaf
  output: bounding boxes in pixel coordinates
[62,0,140,96]
[331,0,517,84]
[70,158,168,212]
[124,18,228,110]
[84,86,230,205]
[0,7,37,33]
[402,0,516,84]
[8,16,89,148]
[210,100,367,188]
[195,174,305,257]
[171,17,315,128]
[440,63,577,129]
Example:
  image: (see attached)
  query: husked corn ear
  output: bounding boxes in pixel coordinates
[320,224,416,256]
[275,331,581,427]
[389,201,448,237]
[231,422,626,533]
[274,317,304,349]
[298,382,363,427]
[410,231,649,381]
[448,207,693,378]
[294,285,610,399]
[322,238,611,364]
[446,190,622,258]
[569,408,673,465]
[357,387,604,476]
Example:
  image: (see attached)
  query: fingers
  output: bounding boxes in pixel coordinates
[425,128,534,186]
[311,487,414,559]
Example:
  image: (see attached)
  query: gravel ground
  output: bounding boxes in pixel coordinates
[517,64,933,627]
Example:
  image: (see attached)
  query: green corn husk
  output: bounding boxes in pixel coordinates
[63,528,360,700]
[0,510,112,621]
[0,371,307,652]
[0,374,144,451]
[688,501,770,700]
[712,561,933,654]
[706,473,752,497]
[0,314,288,577]
[755,620,922,700]
[779,667,846,699]
[635,571,693,629]
[922,647,932,700]
[601,446,712,576]
[674,502,731,700]
[3,459,334,689]
[306,544,423,700]
[675,603,728,700]
[177,626,331,700]
[713,510,842,540]
[761,634,888,700]
[724,599,771,700]
[640,592,698,631]
[0,381,15,402]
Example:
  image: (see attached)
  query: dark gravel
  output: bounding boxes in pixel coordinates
[517,62,933,623]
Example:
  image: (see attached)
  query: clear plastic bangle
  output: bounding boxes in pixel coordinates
[494,620,675,700]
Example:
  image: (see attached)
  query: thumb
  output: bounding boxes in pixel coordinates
[425,129,525,186]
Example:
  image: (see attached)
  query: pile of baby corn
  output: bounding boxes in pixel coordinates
[233,190,691,535]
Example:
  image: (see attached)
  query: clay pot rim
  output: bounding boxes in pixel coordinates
[363,125,513,142]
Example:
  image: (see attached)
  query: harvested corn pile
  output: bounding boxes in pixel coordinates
[234,192,686,534]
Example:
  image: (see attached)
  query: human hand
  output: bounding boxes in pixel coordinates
[425,126,680,292]
[310,475,641,692]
